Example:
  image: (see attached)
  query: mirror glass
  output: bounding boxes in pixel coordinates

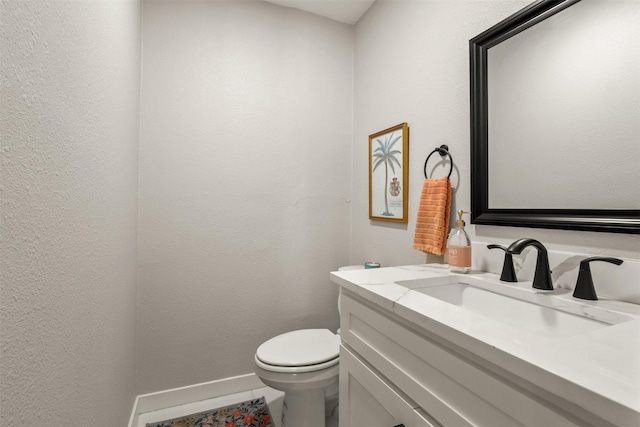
[487,0,639,210]
[470,0,640,233]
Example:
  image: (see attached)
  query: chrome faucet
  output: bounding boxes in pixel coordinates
[507,238,553,290]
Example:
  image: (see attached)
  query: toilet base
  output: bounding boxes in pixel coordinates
[282,389,325,427]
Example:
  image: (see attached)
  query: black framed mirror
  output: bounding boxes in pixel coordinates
[470,0,640,234]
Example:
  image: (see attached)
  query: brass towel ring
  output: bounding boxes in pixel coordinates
[424,144,453,178]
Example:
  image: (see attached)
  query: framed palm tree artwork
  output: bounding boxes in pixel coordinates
[369,122,409,223]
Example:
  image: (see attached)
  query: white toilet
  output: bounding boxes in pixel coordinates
[254,329,340,427]
[253,265,362,427]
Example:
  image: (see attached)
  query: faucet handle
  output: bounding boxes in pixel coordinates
[487,244,517,282]
[573,257,624,301]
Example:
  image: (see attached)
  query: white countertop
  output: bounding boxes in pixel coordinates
[331,264,640,425]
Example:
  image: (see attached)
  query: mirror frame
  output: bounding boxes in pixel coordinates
[470,0,640,234]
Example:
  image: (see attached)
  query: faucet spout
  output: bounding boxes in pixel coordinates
[507,238,553,290]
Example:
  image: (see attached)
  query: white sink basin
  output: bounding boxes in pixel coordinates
[395,277,634,340]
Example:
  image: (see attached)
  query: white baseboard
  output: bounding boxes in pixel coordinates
[128,373,264,427]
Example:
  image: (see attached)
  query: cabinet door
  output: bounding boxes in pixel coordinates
[340,345,439,427]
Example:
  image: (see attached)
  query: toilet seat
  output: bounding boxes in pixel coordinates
[255,329,339,374]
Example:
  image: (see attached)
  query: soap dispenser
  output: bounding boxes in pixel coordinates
[448,210,471,273]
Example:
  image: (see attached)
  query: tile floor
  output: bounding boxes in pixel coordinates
[137,386,338,427]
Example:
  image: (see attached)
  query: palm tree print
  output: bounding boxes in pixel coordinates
[372,131,402,216]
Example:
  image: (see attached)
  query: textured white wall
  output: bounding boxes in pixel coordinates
[352,1,639,288]
[138,0,353,393]
[0,0,140,425]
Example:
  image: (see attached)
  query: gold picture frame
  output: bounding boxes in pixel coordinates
[369,123,409,223]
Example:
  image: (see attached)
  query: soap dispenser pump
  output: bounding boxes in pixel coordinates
[448,210,471,273]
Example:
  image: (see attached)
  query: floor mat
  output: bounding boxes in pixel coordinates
[145,396,275,427]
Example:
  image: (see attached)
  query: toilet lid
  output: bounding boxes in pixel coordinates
[256,329,339,367]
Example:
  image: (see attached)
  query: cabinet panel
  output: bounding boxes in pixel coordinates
[341,292,585,427]
[340,345,437,427]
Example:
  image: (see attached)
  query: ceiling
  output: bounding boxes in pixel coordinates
[262,0,375,25]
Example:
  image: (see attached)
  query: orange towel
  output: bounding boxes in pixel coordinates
[413,177,451,255]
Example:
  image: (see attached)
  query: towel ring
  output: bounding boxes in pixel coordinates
[424,145,453,178]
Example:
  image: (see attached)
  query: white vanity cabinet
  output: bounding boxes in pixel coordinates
[340,344,439,427]
[338,289,611,427]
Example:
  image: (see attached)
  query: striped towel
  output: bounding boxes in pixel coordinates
[413,177,451,255]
